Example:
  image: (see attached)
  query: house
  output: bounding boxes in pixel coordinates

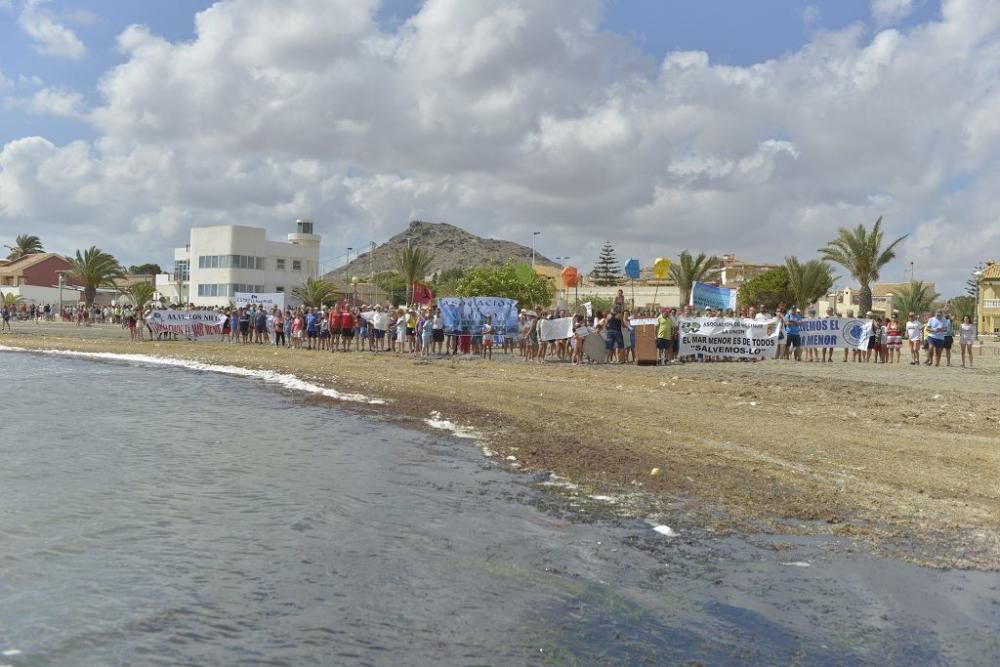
[0,252,73,288]
[156,221,321,306]
[976,261,1000,334]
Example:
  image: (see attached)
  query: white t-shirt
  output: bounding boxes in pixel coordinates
[905,320,922,340]
[959,323,976,344]
[754,313,769,322]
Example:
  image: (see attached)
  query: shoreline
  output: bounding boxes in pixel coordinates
[4,324,999,570]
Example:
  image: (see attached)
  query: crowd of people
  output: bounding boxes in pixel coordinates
[1,295,981,368]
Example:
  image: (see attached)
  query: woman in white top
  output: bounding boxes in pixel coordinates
[959,315,976,368]
[905,313,922,365]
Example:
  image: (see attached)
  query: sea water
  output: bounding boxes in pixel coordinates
[1,351,998,666]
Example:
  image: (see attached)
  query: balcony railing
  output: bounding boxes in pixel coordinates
[983,299,1000,310]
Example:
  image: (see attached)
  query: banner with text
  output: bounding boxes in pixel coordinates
[147,309,227,339]
[538,317,573,341]
[690,282,738,312]
[678,317,780,359]
[235,292,285,310]
[797,317,873,350]
[436,297,520,334]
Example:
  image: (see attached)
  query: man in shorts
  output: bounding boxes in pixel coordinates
[925,309,946,366]
[785,306,804,360]
[656,308,673,364]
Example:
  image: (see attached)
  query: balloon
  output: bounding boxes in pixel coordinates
[652,258,672,280]
[624,259,641,280]
[560,265,578,287]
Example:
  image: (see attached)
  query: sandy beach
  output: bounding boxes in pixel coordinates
[4,322,999,570]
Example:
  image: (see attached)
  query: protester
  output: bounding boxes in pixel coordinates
[959,315,976,368]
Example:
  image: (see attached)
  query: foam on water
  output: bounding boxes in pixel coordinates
[0,345,384,405]
[424,411,481,440]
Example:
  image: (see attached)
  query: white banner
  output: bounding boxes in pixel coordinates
[361,311,389,331]
[797,317,873,350]
[629,318,658,327]
[678,317,780,359]
[147,309,227,339]
[235,292,285,310]
[538,317,574,341]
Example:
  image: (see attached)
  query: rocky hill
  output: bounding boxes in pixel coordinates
[328,221,559,279]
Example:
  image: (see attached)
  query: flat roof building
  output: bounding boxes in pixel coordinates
[157,221,321,306]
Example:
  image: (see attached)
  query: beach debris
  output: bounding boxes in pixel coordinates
[506,455,518,462]
[650,467,662,477]
[782,561,811,567]
[652,525,677,537]
[933,394,942,400]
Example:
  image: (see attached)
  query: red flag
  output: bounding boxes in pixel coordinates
[412,282,433,304]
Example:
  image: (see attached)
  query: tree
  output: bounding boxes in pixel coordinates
[1,290,25,307]
[456,262,554,309]
[669,251,720,305]
[120,282,156,310]
[128,263,163,275]
[373,271,409,306]
[738,267,793,311]
[291,277,339,308]
[950,295,976,322]
[966,264,983,297]
[891,280,939,316]
[430,267,467,298]
[6,234,44,260]
[590,241,623,286]
[68,246,126,306]
[784,257,835,310]
[395,245,434,303]
[818,216,906,316]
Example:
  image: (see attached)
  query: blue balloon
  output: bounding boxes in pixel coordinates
[624,258,641,279]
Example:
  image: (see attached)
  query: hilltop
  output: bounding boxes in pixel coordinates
[328,221,559,279]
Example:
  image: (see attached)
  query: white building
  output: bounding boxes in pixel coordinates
[156,221,320,307]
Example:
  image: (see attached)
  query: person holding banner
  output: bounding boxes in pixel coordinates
[604,310,625,364]
[784,307,802,361]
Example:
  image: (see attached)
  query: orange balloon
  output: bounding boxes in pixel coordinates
[560,265,579,287]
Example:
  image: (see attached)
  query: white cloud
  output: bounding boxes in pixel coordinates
[872,0,913,25]
[20,0,86,59]
[26,87,85,117]
[2,0,1000,295]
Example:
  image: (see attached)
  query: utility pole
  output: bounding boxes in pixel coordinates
[369,241,376,281]
[531,231,540,268]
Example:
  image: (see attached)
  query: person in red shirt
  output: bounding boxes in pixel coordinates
[340,307,355,351]
[328,305,342,353]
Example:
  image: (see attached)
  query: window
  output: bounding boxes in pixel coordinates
[292,259,302,272]
[173,260,189,281]
[255,257,264,270]
[211,256,220,268]
[276,258,286,270]
[276,286,284,293]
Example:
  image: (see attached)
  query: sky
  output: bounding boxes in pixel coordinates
[0,0,995,295]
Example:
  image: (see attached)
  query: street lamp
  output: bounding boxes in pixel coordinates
[346,247,353,279]
[974,269,983,339]
[531,231,540,268]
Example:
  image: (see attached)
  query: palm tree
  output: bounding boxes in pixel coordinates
[818,217,907,315]
[120,282,156,310]
[669,251,720,304]
[291,277,339,308]
[5,234,44,260]
[395,245,434,303]
[68,246,126,306]
[891,280,939,316]
[784,257,836,310]
[1,290,25,307]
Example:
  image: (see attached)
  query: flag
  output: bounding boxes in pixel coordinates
[413,282,433,304]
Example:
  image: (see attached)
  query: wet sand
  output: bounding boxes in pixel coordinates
[4,322,999,569]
